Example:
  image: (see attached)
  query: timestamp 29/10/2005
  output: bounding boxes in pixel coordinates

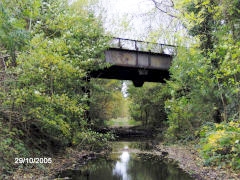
[15,157,52,164]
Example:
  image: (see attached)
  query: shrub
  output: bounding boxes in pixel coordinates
[72,130,114,152]
[0,122,30,177]
[199,121,240,170]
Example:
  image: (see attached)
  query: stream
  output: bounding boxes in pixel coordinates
[57,141,193,180]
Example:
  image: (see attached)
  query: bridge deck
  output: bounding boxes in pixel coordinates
[106,48,172,70]
[90,38,176,87]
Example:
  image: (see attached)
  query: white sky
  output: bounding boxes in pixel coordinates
[103,0,153,14]
[97,0,157,40]
[70,0,181,43]
[95,0,181,45]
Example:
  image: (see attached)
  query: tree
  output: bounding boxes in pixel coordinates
[89,79,126,126]
[0,0,110,174]
[128,82,169,129]
[164,0,240,140]
[149,2,240,170]
[0,0,41,66]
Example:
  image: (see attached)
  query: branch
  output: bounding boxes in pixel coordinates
[170,0,174,7]
[151,0,178,19]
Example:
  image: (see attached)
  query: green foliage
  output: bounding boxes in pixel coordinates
[0,0,110,175]
[0,122,31,177]
[72,130,114,151]
[0,0,41,65]
[165,47,216,141]
[3,0,108,146]
[165,0,240,143]
[199,121,240,169]
[128,82,169,129]
[90,79,127,126]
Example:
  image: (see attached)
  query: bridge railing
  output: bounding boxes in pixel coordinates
[109,37,176,56]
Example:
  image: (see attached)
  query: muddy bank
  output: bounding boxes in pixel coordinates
[154,143,240,180]
[9,141,240,179]
[10,148,108,179]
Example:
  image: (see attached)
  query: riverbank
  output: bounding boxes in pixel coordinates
[10,148,107,179]
[8,141,240,179]
[154,143,240,180]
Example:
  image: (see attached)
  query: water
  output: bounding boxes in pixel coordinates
[57,142,193,180]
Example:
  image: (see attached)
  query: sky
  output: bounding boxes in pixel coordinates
[95,0,181,45]
[69,0,154,39]
[69,0,180,43]
[97,0,156,40]
[102,0,153,14]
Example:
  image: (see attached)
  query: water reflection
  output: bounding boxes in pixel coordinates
[57,141,193,180]
[113,146,131,180]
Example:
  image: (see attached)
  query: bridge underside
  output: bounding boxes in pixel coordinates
[89,43,173,87]
[90,65,170,87]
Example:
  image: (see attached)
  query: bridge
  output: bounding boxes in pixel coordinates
[90,38,175,87]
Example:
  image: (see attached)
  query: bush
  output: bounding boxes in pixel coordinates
[0,122,30,177]
[199,121,240,170]
[72,130,114,152]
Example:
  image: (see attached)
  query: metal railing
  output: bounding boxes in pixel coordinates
[109,37,176,55]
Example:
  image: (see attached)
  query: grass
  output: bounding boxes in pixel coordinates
[105,117,141,127]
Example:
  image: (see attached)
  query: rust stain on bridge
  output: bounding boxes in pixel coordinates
[90,38,175,87]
